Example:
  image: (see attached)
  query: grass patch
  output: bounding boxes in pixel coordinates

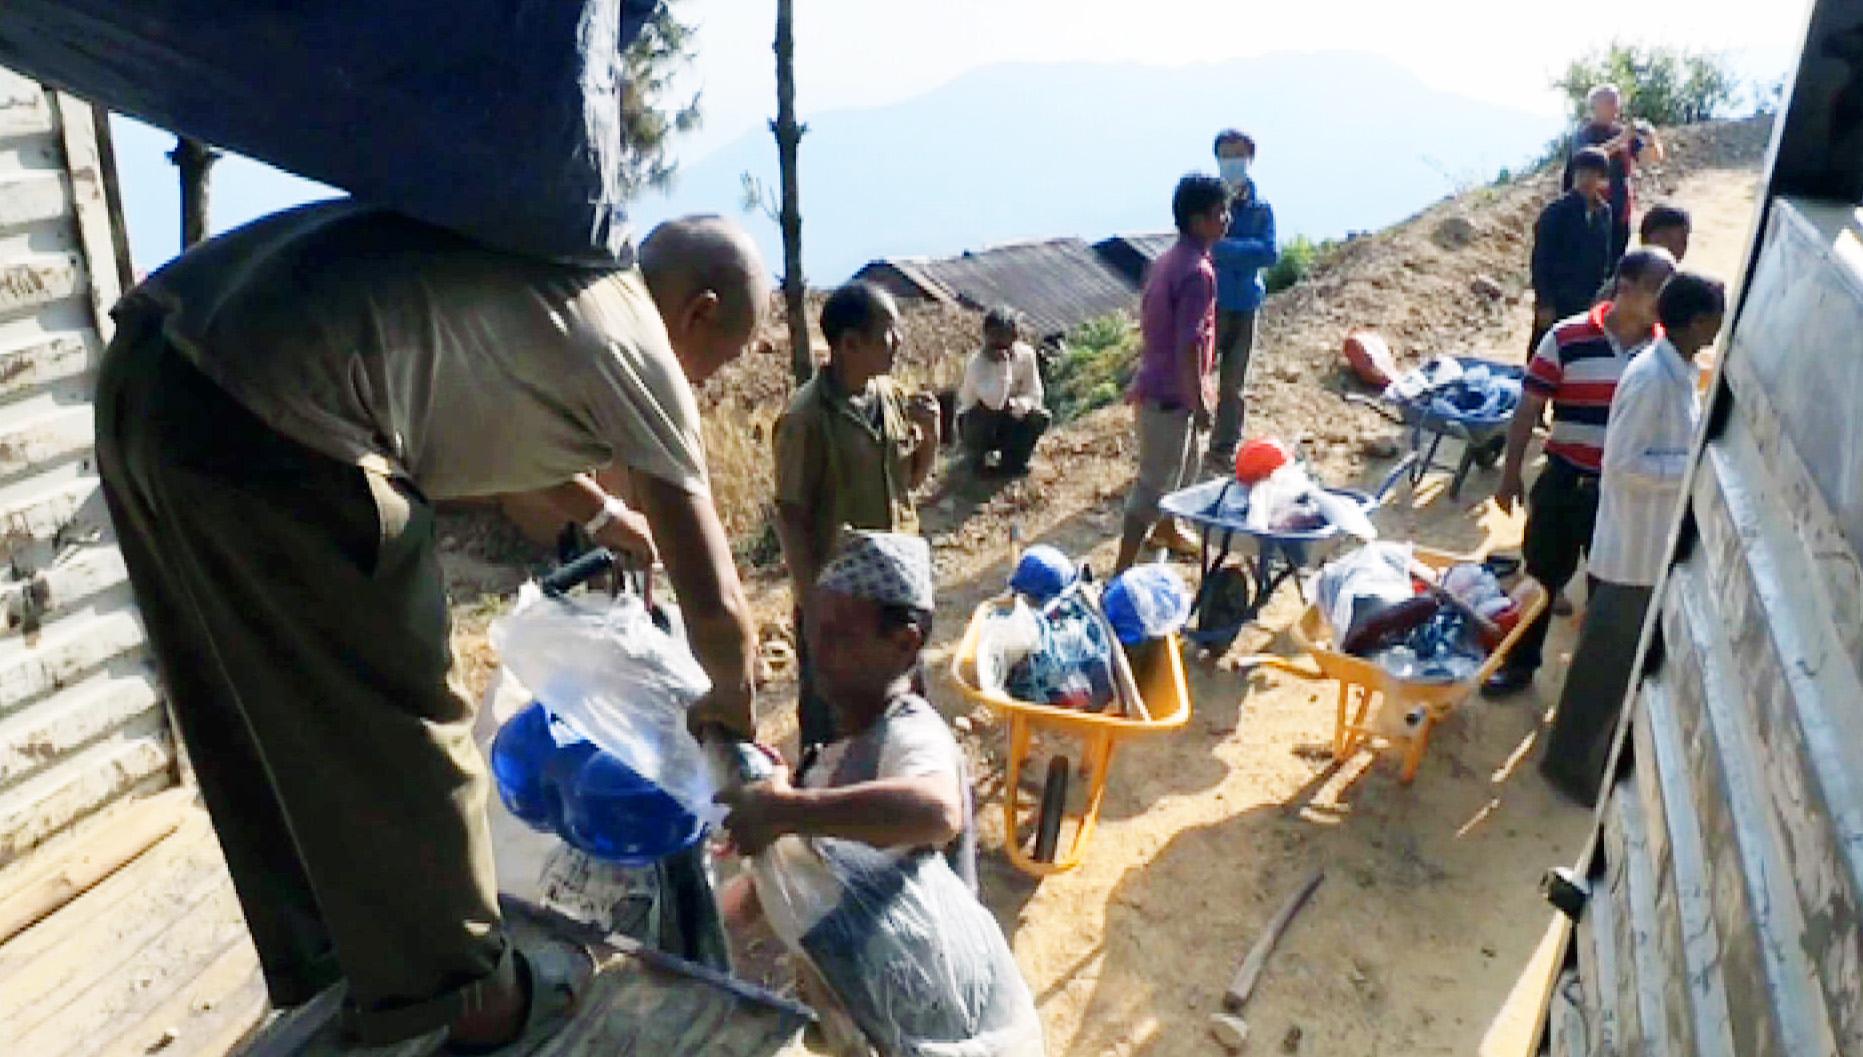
[1047,313,1140,423]
[1264,234,1319,294]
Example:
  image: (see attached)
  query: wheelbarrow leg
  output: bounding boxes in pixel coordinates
[1061,730,1118,870]
[1400,714,1436,783]
[1449,445,1479,500]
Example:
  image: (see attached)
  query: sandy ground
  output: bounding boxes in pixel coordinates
[450,144,1764,1056]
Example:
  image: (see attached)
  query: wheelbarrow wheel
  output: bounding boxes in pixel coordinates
[1033,755,1070,863]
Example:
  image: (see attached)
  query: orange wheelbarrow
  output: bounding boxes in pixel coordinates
[1240,547,1548,783]
[951,597,1193,876]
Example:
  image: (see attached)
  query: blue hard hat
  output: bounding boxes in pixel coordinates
[1103,566,1193,645]
[1010,545,1076,602]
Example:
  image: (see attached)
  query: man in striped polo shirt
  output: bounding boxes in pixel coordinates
[1485,247,1676,697]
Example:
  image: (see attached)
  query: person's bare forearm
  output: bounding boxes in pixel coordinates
[1178,342,1205,413]
[1501,395,1544,480]
[635,474,756,732]
[907,425,938,489]
[531,473,620,524]
[770,777,962,850]
[774,502,821,607]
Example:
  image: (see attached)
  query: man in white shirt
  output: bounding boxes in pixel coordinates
[956,306,1050,475]
[1541,272,1725,806]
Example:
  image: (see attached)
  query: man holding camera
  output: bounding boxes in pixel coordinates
[1562,83,1666,266]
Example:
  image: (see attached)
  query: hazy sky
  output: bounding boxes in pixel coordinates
[667,0,1802,161]
[110,0,1803,273]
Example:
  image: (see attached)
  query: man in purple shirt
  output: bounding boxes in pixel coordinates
[1115,174,1231,572]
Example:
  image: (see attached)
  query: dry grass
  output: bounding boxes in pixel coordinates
[698,294,984,560]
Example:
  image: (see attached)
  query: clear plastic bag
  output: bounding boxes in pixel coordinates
[750,836,1045,1057]
[489,584,721,825]
[1316,542,1417,647]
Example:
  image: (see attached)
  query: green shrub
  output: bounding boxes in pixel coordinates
[1047,313,1140,423]
[1553,43,1739,127]
[1264,235,1318,294]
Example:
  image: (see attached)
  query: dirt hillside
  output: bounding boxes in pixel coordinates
[443,117,1770,1056]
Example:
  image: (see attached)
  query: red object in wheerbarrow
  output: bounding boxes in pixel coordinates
[1234,437,1294,485]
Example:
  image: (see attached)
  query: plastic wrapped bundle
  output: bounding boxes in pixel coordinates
[752,836,1045,1057]
[0,0,658,263]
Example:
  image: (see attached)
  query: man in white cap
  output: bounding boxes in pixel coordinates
[717,530,973,887]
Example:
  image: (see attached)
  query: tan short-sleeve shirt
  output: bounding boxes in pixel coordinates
[122,201,707,501]
[773,370,920,570]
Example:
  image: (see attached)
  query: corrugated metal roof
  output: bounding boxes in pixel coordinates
[0,67,170,873]
[854,237,1138,340]
[1092,232,1176,286]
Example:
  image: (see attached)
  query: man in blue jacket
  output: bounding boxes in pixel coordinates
[1206,129,1279,473]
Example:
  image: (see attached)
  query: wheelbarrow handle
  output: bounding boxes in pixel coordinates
[1234,653,1327,681]
[1369,452,1422,504]
[1342,391,1406,425]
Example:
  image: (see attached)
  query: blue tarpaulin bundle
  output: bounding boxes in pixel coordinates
[0,0,659,264]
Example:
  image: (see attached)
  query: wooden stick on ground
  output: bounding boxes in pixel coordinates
[1210,867,1326,1051]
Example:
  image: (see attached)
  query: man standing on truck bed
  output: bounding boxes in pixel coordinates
[95,204,766,1052]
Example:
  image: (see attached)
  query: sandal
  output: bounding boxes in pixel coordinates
[444,937,594,1056]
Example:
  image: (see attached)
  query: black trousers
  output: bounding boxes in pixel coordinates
[1510,458,1601,673]
[1541,581,1654,806]
[957,405,1049,471]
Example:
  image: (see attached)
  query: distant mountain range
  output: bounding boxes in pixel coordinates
[631,51,1567,283]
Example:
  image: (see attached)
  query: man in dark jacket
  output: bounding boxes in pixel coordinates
[1560,83,1664,265]
[1205,128,1278,472]
[1529,147,1613,357]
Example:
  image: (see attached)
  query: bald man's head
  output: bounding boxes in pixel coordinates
[640,216,770,384]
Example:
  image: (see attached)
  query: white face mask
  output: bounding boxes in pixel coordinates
[1218,157,1251,188]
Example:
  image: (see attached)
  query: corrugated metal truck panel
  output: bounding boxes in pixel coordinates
[0,66,166,877]
[1544,192,1863,1056]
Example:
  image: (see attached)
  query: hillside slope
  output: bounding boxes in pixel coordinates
[440,117,1770,1057]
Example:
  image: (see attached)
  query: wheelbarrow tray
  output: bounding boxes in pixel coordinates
[1371,356,1524,499]
[951,597,1192,876]
[1158,455,1415,652]
[1247,546,1548,782]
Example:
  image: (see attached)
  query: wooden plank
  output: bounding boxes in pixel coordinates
[0,817,229,1030]
[0,784,188,944]
[0,331,96,401]
[253,900,812,1057]
[0,253,85,320]
[0,812,219,983]
[7,881,246,1052]
[0,171,69,231]
[0,606,146,716]
[0,719,172,867]
[84,936,266,1057]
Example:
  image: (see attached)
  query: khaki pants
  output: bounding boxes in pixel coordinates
[1125,401,1198,523]
[94,320,509,1044]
